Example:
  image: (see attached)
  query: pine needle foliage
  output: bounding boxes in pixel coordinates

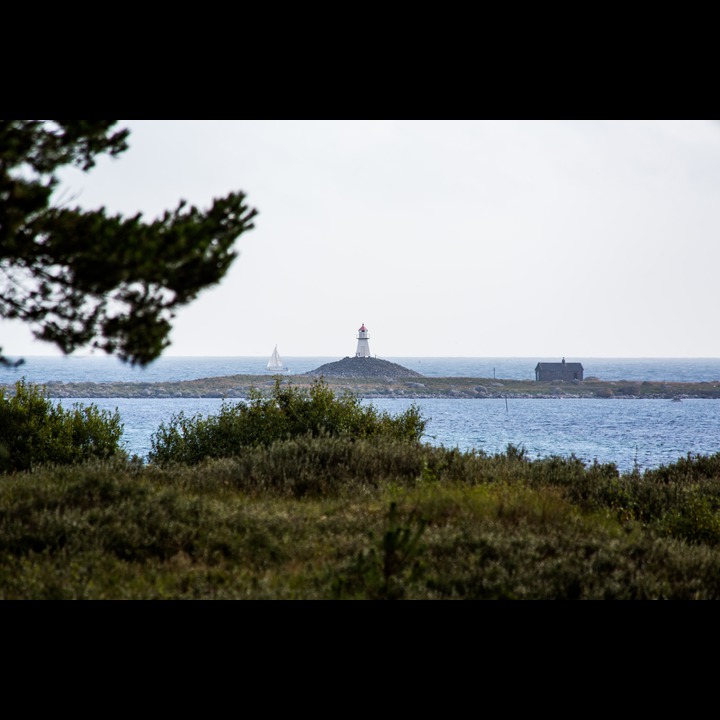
[0,120,257,366]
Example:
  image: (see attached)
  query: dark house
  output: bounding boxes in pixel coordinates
[535,358,584,381]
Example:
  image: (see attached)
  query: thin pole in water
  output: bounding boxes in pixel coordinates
[505,396,508,412]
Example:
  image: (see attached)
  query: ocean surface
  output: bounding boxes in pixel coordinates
[3,355,720,473]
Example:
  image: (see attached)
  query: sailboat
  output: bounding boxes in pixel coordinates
[266,345,288,372]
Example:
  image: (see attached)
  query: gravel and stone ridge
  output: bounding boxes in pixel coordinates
[304,356,423,380]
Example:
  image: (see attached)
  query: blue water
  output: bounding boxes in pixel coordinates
[3,356,720,473]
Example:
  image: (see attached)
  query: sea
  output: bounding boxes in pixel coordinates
[3,355,720,474]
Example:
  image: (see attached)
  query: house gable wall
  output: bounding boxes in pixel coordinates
[535,362,584,381]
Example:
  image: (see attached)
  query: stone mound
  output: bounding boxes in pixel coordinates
[304,356,424,381]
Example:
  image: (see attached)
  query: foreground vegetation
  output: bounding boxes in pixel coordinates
[3,378,720,599]
[3,444,720,599]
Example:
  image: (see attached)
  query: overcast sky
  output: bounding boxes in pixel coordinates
[5,120,720,359]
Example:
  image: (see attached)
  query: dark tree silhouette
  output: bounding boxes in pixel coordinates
[0,120,257,367]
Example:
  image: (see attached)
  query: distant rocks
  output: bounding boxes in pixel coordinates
[8,370,720,401]
[304,356,424,381]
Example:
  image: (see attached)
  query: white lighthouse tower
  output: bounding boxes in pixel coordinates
[356,323,371,358]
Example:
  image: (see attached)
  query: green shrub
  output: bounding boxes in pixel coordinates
[617,383,641,396]
[658,495,720,546]
[176,435,431,498]
[149,378,427,466]
[0,380,125,473]
[332,501,428,599]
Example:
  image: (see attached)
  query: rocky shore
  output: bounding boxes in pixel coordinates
[12,373,720,400]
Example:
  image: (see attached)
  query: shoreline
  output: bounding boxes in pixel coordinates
[10,374,720,400]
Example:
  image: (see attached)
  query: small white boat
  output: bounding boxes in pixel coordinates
[266,345,288,372]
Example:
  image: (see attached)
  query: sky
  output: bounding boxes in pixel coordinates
[4,119,720,360]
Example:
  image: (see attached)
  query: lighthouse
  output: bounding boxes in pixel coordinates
[355,323,371,358]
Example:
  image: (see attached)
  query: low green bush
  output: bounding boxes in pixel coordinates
[0,379,125,473]
[148,378,427,466]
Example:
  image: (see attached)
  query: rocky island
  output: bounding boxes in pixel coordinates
[304,356,424,381]
[12,353,720,400]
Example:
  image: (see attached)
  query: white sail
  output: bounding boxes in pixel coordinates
[266,345,287,371]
